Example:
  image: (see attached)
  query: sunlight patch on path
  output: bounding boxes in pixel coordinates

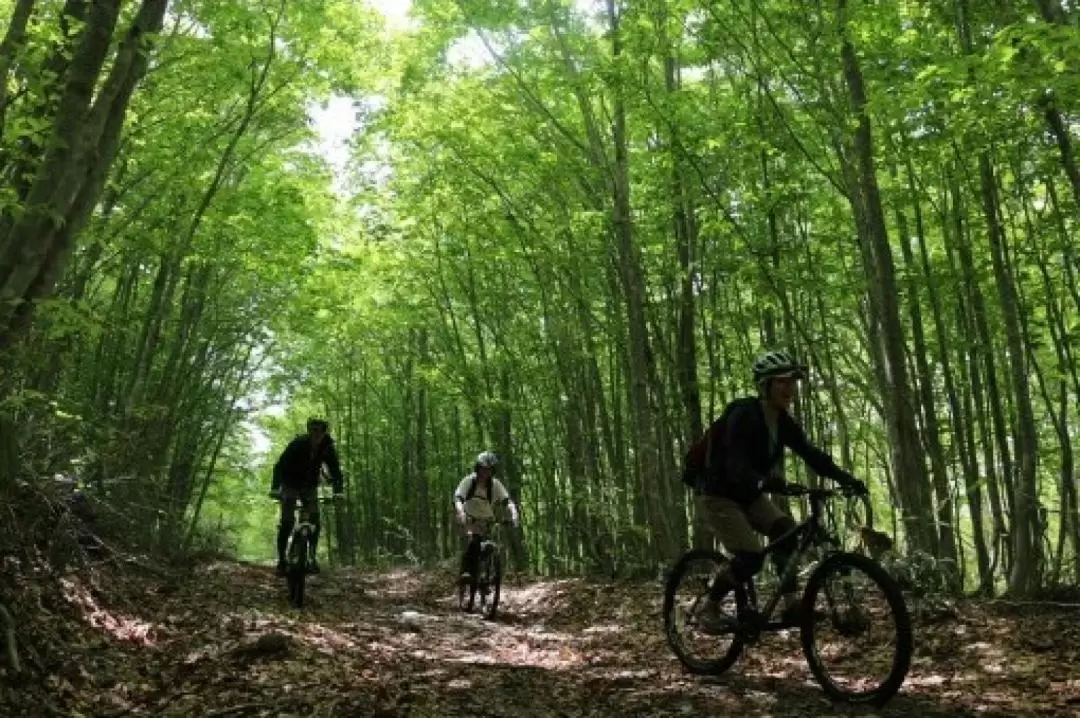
[56,561,1080,717]
[61,577,161,646]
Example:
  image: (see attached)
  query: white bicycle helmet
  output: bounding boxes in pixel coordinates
[475,451,498,471]
[752,350,806,387]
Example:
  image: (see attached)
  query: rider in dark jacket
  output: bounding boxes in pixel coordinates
[269,417,344,575]
[683,351,867,632]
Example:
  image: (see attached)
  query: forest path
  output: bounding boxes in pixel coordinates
[15,561,1080,716]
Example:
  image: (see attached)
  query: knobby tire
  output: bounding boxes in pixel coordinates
[483,548,502,621]
[800,552,913,706]
[663,548,747,676]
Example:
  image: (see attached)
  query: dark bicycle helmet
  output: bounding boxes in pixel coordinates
[307,417,329,433]
[751,350,806,387]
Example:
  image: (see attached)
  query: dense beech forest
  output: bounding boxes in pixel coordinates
[3,1,1080,715]
[2,0,1080,600]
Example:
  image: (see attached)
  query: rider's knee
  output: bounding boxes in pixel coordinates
[730,550,765,581]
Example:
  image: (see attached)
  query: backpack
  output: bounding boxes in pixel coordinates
[682,412,728,490]
[682,425,712,490]
[463,473,486,501]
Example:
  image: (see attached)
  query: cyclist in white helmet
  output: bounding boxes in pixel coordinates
[453,451,519,583]
[682,350,867,632]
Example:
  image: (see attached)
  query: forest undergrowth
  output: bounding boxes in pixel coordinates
[2,498,1080,718]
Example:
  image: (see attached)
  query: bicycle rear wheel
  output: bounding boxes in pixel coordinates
[800,552,912,705]
[663,549,746,676]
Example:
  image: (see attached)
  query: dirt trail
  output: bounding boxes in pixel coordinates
[4,561,1079,716]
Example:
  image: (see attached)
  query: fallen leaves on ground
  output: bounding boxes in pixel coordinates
[2,560,1079,717]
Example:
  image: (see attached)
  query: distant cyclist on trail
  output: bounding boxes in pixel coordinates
[269,417,344,575]
[453,451,519,584]
[682,350,868,632]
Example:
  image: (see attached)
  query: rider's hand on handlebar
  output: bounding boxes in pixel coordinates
[268,488,281,501]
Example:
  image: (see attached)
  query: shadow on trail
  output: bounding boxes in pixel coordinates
[19,560,1077,717]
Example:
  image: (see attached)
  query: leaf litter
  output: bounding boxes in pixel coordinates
[2,560,1079,717]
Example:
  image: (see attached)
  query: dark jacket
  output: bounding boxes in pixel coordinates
[684,397,849,504]
[271,434,343,493]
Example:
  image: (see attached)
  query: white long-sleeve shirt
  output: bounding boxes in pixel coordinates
[454,473,516,522]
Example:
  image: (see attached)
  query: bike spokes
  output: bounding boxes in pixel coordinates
[664,551,744,675]
[802,554,912,705]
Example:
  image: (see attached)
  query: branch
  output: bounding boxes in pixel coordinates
[0,601,20,673]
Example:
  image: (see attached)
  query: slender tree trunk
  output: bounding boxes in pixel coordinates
[0,0,37,136]
[893,166,959,583]
[606,0,673,563]
[915,161,989,589]
[660,24,702,448]
[1028,0,1080,205]
[974,153,1040,595]
[0,0,169,351]
[837,0,936,553]
[946,162,1011,582]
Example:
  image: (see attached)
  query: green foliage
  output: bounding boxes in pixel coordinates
[3,0,1079,591]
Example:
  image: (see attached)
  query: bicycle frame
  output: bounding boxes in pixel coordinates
[296,505,318,535]
[287,497,336,564]
[664,484,909,704]
[737,488,859,621]
[465,516,508,560]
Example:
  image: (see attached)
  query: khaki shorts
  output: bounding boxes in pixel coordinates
[699,494,786,553]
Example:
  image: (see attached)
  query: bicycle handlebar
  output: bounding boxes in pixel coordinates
[269,493,344,503]
[775,483,851,499]
[463,512,515,525]
[777,482,874,529]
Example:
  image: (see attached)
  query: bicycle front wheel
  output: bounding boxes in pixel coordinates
[458,572,476,613]
[663,549,746,676]
[482,549,502,621]
[800,552,912,706]
[287,534,309,609]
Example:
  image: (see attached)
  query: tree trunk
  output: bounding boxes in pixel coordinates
[607,0,672,563]
[946,162,1011,582]
[894,168,959,583]
[915,160,989,589]
[837,0,936,553]
[0,0,169,351]
[974,154,1040,596]
[0,0,37,136]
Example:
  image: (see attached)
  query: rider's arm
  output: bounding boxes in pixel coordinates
[322,439,345,494]
[492,480,519,524]
[778,412,855,485]
[270,444,290,493]
[452,476,470,518]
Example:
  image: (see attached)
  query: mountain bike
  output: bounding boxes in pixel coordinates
[458,514,513,620]
[664,482,912,706]
[283,495,338,609]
